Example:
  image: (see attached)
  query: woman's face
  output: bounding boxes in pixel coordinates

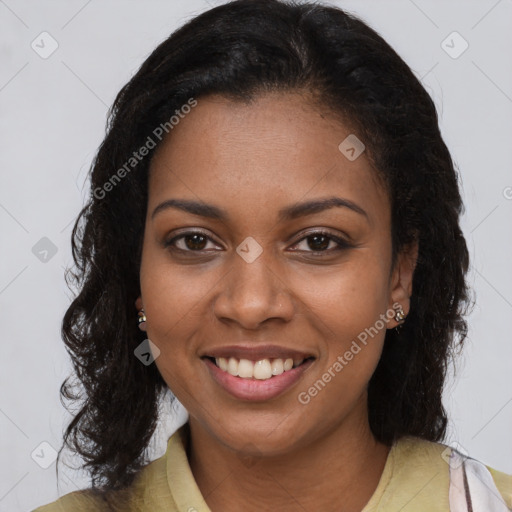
[139,92,416,455]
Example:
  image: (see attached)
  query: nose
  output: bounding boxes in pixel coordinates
[213,247,294,329]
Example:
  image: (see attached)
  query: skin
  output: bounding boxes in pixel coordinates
[137,91,418,511]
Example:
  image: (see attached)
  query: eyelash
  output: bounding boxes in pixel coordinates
[164,229,352,256]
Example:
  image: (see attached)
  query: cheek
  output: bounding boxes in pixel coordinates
[298,250,391,336]
[296,250,391,388]
[141,266,207,341]
[139,245,224,382]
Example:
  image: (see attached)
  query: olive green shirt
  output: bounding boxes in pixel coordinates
[33,424,512,511]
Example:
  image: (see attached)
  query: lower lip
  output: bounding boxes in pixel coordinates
[203,357,314,401]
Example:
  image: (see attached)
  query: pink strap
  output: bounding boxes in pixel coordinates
[448,449,510,511]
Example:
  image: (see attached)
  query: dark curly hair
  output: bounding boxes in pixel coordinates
[57,0,472,496]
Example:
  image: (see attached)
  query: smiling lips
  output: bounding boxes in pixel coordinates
[203,356,315,401]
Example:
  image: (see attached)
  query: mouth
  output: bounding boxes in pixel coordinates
[202,354,316,401]
[202,355,316,381]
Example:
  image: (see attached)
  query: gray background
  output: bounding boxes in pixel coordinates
[1,0,511,510]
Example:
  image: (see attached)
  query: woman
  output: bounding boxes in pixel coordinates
[34,0,511,511]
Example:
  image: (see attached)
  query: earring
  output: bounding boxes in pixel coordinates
[393,304,407,333]
[137,308,146,331]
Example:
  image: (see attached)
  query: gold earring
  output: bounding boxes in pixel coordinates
[394,304,407,333]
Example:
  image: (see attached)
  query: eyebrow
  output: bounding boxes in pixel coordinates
[151,196,368,223]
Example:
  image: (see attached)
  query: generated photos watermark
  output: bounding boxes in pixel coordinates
[93,97,198,200]
[297,303,401,405]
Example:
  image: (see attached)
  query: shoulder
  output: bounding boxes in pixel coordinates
[392,436,512,509]
[381,435,453,509]
[32,447,178,512]
[32,488,109,512]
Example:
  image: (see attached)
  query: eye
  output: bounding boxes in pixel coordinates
[164,230,220,253]
[290,230,352,254]
[164,229,352,256]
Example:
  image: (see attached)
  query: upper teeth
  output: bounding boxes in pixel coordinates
[215,356,305,380]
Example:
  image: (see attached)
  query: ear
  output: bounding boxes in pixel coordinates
[387,239,418,328]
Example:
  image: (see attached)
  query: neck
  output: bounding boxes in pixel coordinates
[187,404,391,512]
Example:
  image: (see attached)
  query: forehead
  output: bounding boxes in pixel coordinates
[147,92,388,227]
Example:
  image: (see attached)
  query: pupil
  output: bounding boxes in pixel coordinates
[186,234,207,250]
[308,235,329,251]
